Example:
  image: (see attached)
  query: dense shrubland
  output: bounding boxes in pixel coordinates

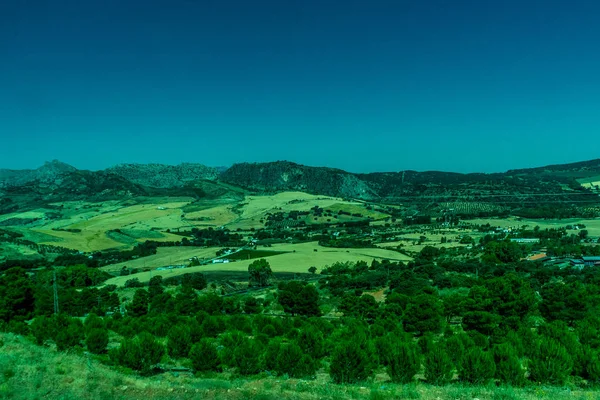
[3,237,600,392]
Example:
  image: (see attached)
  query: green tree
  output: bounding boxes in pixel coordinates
[167,324,192,359]
[403,293,444,335]
[189,339,221,372]
[275,341,317,378]
[458,347,496,384]
[243,296,262,314]
[111,332,165,375]
[387,341,421,384]
[277,281,321,317]
[86,328,109,354]
[0,268,35,323]
[233,338,263,375]
[248,259,272,287]
[329,341,373,384]
[529,337,573,385]
[493,343,525,386]
[424,343,454,385]
[128,289,149,317]
[55,317,84,351]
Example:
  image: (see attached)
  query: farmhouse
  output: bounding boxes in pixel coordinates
[582,256,600,266]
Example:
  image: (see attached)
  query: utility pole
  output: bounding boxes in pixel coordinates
[53,269,59,315]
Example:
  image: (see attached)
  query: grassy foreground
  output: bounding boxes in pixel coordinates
[0,333,598,400]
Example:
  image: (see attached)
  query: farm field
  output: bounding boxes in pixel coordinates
[100,246,220,273]
[104,241,412,287]
[465,217,600,236]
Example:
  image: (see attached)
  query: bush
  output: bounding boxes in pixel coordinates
[275,341,317,378]
[111,332,165,375]
[528,337,573,385]
[189,339,221,372]
[458,347,496,384]
[233,338,263,375]
[424,343,454,385]
[329,341,373,384]
[493,343,525,386]
[55,318,84,351]
[167,325,192,359]
[387,341,421,384]
[86,328,109,354]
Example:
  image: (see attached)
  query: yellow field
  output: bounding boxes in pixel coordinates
[104,241,412,287]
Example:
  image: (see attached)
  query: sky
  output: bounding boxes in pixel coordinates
[1,0,600,173]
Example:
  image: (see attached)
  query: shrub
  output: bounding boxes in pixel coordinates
[424,343,454,385]
[111,332,165,375]
[528,337,573,385]
[275,341,317,378]
[329,341,373,384]
[458,347,496,384]
[233,338,263,375]
[387,341,421,384]
[55,318,84,351]
[493,343,525,386]
[86,328,109,354]
[167,325,192,359]
[189,339,221,372]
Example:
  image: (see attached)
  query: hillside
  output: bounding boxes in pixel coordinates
[0,332,590,400]
[220,161,378,200]
[107,163,218,188]
[0,160,77,188]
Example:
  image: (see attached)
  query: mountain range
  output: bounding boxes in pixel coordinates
[1,159,600,217]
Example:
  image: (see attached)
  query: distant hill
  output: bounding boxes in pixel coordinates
[106,163,218,188]
[220,161,378,200]
[0,160,77,187]
[2,158,600,218]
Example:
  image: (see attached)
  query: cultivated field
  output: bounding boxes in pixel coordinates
[465,217,600,236]
[103,241,412,287]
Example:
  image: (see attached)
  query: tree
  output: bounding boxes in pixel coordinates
[189,339,221,372]
[128,289,149,317]
[308,266,317,274]
[111,332,165,375]
[86,328,109,354]
[424,343,454,385]
[243,296,262,314]
[233,338,263,375]
[277,281,321,317]
[248,259,272,287]
[403,293,444,335]
[0,267,35,323]
[387,341,421,384]
[458,347,496,384]
[528,337,573,385]
[167,325,192,359]
[329,341,373,384]
[275,342,317,378]
[55,317,84,351]
[493,343,525,386]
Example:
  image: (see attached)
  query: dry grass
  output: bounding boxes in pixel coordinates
[100,247,221,273]
[1,332,598,400]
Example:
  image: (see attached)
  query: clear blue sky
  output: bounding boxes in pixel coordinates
[1,0,600,172]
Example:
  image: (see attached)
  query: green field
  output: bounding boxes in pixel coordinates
[103,241,412,287]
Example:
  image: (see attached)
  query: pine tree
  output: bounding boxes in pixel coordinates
[529,337,573,385]
[387,341,421,384]
[167,324,192,359]
[189,339,221,372]
[424,343,454,385]
[493,343,525,386]
[329,341,373,384]
[86,328,109,354]
[275,342,317,378]
[458,346,496,384]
